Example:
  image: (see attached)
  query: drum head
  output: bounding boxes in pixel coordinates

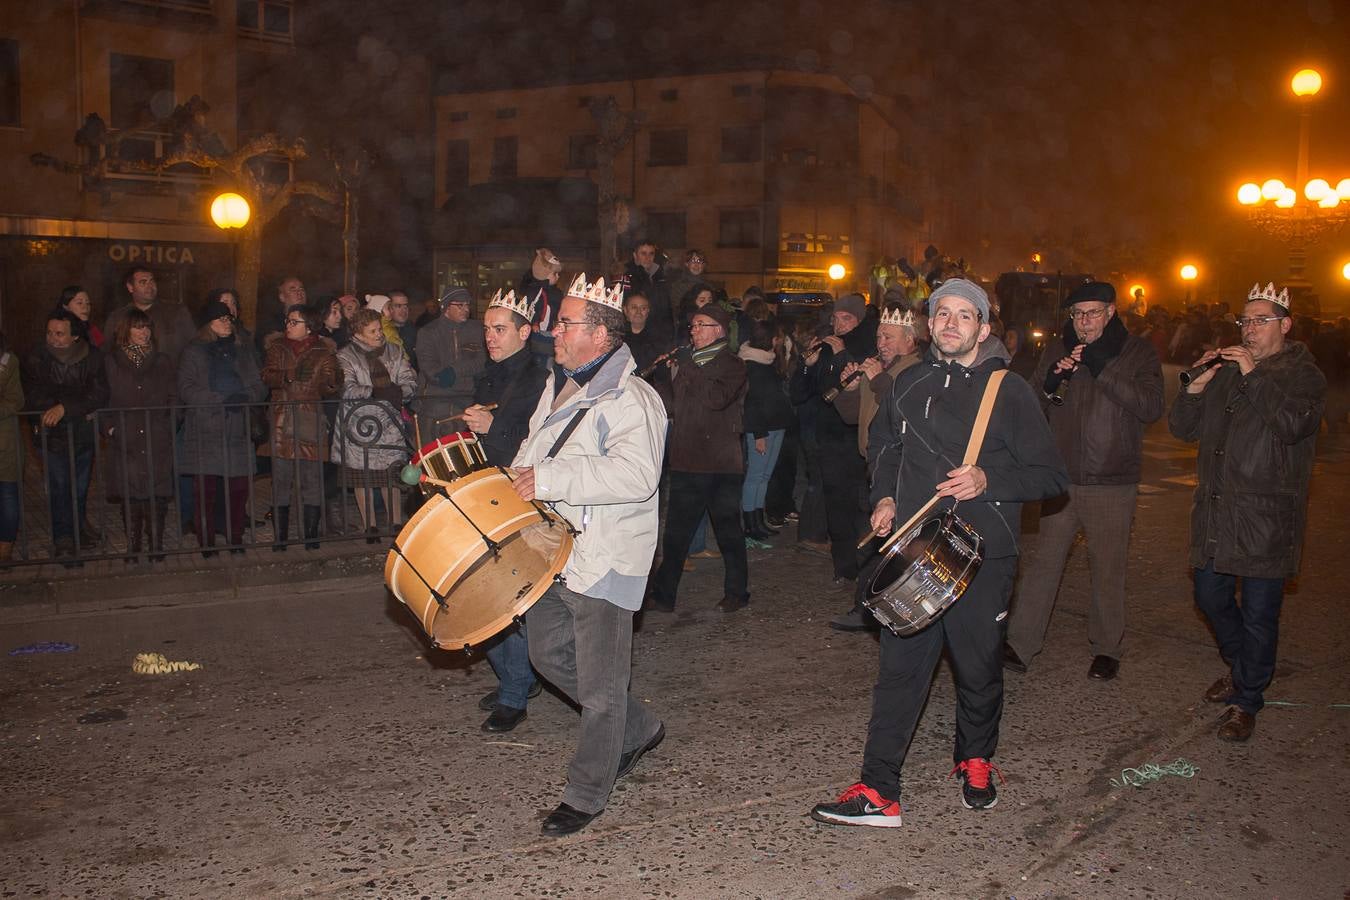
[869,517,941,599]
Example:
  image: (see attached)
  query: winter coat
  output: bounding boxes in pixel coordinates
[23,341,108,454]
[850,351,923,458]
[625,261,673,342]
[1031,316,1163,485]
[261,334,342,462]
[0,349,24,482]
[868,338,1069,560]
[666,342,747,474]
[513,343,668,611]
[738,346,794,438]
[332,338,416,471]
[416,316,486,426]
[624,325,676,412]
[102,346,176,500]
[666,270,710,334]
[1167,340,1325,578]
[471,347,548,466]
[795,318,877,443]
[104,302,197,363]
[178,331,266,477]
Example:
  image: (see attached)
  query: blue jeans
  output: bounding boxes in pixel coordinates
[741,430,785,511]
[1193,560,1285,714]
[44,446,93,544]
[485,622,536,710]
[0,480,18,543]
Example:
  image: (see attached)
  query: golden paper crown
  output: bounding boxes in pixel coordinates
[1248,282,1290,310]
[879,306,916,328]
[486,288,538,321]
[565,273,625,311]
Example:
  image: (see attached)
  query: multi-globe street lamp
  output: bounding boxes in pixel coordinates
[1234,68,1349,307]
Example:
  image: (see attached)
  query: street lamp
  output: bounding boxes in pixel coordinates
[1342,261,1350,281]
[210,192,251,230]
[1180,263,1199,305]
[1231,67,1348,309]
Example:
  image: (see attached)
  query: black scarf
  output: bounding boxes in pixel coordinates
[1062,313,1129,377]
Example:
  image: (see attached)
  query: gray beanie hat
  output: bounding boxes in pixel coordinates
[834,292,867,322]
[927,278,990,321]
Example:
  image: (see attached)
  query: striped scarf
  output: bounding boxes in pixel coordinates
[692,339,727,367]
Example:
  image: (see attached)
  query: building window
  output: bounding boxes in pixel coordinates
[648,128,687,167]
[721,125,760,164]
[491,136,517,180]
[568,134,597,170]
[0,40,17,127]
[644,210,687,251]
[238,0,293,40]
[659,88,678,102]
[109,53,174,129]
[495,107,517,119]
[731,84,753,98]
[449,111,469,123]
[444,139,469,191]
[719,209,760,248]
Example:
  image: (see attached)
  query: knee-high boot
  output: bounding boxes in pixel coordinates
[272,506,290,552]
[150,498,169,561]
[303,505,321,551]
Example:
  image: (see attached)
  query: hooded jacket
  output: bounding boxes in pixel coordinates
[513,343,668,610]
[868,337,1068,559]
[1167,340,1324,578]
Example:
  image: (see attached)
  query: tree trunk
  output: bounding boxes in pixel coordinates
[342,187,359,295]
[234,220,263,328]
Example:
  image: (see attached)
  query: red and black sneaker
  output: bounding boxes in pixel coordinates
[951,758,1004,810]
[809,783,902,827]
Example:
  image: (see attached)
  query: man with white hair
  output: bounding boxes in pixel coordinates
[1168,282,1325,743]
[811,278,1066,826]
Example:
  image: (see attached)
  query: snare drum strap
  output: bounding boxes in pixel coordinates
[545,408,590,460]
[961,369,1007,466]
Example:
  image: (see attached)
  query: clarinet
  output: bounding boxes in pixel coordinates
[638,344,690,377]
[1179,359,1235,387]
[823,354,881,403]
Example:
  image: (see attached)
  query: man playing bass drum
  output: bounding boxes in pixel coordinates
[810,278,1067,826]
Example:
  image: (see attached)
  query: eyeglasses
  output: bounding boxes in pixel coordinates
[690,323,721,330]
[1068,307,1109,322]
[1236,315,1282,328]
[285,318,307,326]
[553,318,592,331]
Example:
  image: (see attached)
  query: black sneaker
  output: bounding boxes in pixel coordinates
[810,783,902,827]
[477,681,543,712]
[951,758,1003,810]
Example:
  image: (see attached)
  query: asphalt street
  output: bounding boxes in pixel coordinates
[2,420,1349,899]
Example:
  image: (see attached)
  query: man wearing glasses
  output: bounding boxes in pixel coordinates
[646,302,750,613]
[1004,281,1162,682]
[385,291,419,367]
[416,287,485,428]
[1168,282,1325,742]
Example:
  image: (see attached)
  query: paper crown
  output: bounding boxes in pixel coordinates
[565,273,625,310]
[1248,282,1290,309]
[486,288,538,321]
[879,306,917,328]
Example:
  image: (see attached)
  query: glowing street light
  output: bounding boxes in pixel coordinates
[1305,178,1332,201]
[210,192,251,230]
[1291,68,1323,98]
[1261,178,1286,200]
[1237,183,1262,205]
[1342,261,1350,281]
[1179,264,1198,282]
[827,263,846,281]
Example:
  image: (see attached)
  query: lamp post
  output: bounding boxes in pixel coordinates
[1234,67,1348,312]
[828,263,846,299]
[1179,263,1199,305]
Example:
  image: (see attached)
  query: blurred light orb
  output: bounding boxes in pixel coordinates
[1179,264,1199,281]
[1237,183,1262,205]
[1275,189,1297,208]
[1317,192,1340,209]
[1337,178,1350,198]
[1261,178,1286,200]
[1304,178,1332,201]
[828,263,846,281]
[1342,262,1350,281]
[210,192,250,230]
[1291,68,1323,97]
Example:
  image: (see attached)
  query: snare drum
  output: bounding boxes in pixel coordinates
[863,508,983,637]
[412,432,488,485]
[384,467,573,649]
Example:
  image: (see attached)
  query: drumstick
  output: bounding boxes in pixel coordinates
[436,404,497,425]
[856,494,940,550]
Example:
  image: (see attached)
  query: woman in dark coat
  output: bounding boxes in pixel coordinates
[102,308,177,560]
[178,298,266,555]
[738,319,795,539]
[261,305,341,550]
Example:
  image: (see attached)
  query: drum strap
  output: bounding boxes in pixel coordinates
[869,369,1008,552]
[545,408,589,460]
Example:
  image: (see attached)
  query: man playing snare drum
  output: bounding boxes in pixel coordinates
[811,279,1067,826]
[510,274,668,837]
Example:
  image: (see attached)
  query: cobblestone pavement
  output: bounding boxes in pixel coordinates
[2,422,1348,899]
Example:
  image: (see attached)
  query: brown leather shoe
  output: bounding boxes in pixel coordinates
[1204,673,1234,704]
[1217,706,1255,742]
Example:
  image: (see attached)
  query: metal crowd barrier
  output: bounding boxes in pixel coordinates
[0,397,417,569]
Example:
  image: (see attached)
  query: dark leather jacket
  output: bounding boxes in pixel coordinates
[1168,340,1324,578]
[23,342,108,451]
[666,342,747,474]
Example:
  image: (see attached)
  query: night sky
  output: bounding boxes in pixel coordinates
[266,0,1350,310]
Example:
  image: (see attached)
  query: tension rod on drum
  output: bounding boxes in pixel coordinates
[389,543,450,611]
[495,466,579,536]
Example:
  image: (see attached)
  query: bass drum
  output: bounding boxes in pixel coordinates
[385,468,573,648]
[863,508,983,636]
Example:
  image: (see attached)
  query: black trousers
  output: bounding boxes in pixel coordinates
[819,430,866,579]
[860,555,1018,801]
[651,471,749,606]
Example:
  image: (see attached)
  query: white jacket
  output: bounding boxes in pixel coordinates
[513,343,668,610]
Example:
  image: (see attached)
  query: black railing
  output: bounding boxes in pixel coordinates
[0,398,418,568]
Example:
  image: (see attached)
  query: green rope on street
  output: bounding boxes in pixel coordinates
[1264,700,1307,707]
[1110,758,1199,789]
